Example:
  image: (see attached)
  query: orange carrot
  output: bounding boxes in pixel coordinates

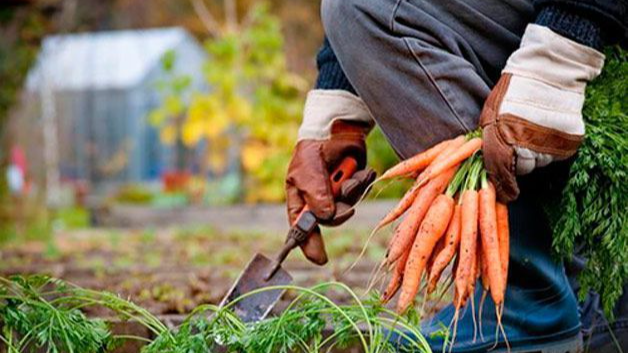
[386,167,458,264]
[418,137,482,188]
[468,237,479,294]
[479,179,504,305]
[396,194,455,312]
[496,202,510,291]
[380,137,457,180]
[475,239,482,283]
[374,179,423,232]
[454,189,479,308]
[375,136,466,231]
[453,285,466,309]
[427,204,462,294]
[382,247,411,303]
[478,243,490,342]
[427,236,446,278]
[480,243,490,291]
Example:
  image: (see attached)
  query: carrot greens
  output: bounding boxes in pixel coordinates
[544,47,627,318]
[0,275,432,353]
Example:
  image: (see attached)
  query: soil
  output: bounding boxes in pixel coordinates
[0,206,449,352]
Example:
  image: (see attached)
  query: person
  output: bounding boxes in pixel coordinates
[284,0,627,351]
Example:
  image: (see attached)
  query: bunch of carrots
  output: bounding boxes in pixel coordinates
[365,131,510,343]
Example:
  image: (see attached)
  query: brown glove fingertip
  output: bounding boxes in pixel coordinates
[482,124,519,203]
[300,229,328,265]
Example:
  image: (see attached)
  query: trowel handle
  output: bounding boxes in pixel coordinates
[296,156,359,221]
[266,157,359,280]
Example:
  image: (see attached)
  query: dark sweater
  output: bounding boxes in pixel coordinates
[316,1,627,93]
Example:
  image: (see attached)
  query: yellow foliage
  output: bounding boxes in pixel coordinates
[227,96,253,124]
[205,110,230,138]
[182,120,205,147]
[160,125,177,145]
[148,4,307,203]
[241,141,267,172]
[208,148,227,174]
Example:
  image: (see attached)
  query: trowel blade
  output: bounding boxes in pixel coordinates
[219,253,292,323]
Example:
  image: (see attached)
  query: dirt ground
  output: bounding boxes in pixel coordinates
[0,203,451,352]
[0,226,396,315]
[1,202,401,312]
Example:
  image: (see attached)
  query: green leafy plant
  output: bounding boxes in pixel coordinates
[546,47,627,317]
[0,275,434,353]
[0,276,116,353]
[114,184,156,205]
[149,3,306,203]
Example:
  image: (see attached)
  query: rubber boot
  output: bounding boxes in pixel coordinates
[567,255,628,352]
[394,167,583,352]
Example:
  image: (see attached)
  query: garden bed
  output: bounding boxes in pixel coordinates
[0,226,447,352]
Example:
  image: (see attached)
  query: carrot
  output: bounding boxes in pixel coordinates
[478,235,490,342]
[379,137,458,180]
[450,157,482,350]
[496,202,510,291]
[432,236,446,259]
[417,137,482,188]
[467,226,482,343]
[374,179,423,232]
[468,235,479,294]
[381,247,411,303]
[427,204,461,294]
[386,167,458,264]
[454,188,479,308]
[396,194,455,313]
[427,236,445,277]
[480,247,490,291]
[479,177,504,306]
[374,137,466,231]
[475,239,482,283]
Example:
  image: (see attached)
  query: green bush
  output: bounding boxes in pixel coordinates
[114,185,155,205]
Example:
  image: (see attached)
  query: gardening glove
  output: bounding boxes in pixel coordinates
[480,24,605,203]
[286,90,376,265]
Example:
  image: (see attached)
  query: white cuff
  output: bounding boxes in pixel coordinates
[503,24,605,93]
[298,90,374,141]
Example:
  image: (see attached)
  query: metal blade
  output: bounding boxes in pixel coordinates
[219,253,292,323]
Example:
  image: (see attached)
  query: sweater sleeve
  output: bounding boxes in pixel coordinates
[533,0,627,49]
[314,37,357,95]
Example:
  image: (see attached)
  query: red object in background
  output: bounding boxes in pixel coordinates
[74,180,89,207]
[11,146,27,176]
[162,171,191,192]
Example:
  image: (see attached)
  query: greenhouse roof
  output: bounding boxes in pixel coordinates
[26,27,198,91]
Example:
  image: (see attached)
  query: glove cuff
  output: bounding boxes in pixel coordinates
[299,90,374,141]
[503,24,605,92]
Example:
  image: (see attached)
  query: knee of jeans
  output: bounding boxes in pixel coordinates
[321,0,360,41]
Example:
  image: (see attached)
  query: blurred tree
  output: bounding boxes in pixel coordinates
[65,0,324,79]
[149,50,193,172]
[0,1,56,238]
[150,2,307,203]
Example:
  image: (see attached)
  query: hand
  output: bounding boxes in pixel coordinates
[286,90,375,265]
[480,24,604,203]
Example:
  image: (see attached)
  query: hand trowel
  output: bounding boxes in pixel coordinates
[219,157,358,323]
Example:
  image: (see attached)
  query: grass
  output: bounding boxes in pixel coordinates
[0,275,434,353]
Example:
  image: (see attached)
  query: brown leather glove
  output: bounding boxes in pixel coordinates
[480,25,604,203]
[286,120,376,265]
